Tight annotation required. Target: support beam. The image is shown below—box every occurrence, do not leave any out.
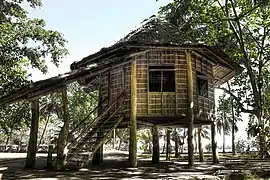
[92,132,104,165]
[129,58,137,167]
[92,75,104,165]
[47,144,53,169]
[211,123,219,163]
[25,99,39,168]
[55,89,69,171]
[151,125,159,164]
[174,129,179,158]
[198,127,204,162]
[186,50,194,167]
[166,129,171,161]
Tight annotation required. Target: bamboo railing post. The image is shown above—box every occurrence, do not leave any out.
[151,125,159,164]
[186,50,194,167]
[129,58,137,167]
[55,89,69,171]
[25,98,39,168]
[211,123,219,163]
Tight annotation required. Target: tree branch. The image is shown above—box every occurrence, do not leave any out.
[229,0,260,105]
[216,86,256,114]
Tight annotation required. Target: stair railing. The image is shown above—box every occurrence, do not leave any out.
[68,91,126,149]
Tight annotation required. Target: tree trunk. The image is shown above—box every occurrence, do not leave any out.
[152,125,159,164]
[25,99,39,168]
[186,50,194,167]
[211,123,219,163]
[194,129,197,153]
[166,129,171,161]
[113,129,116,149]
[5,129,12,147]
[227,82,235,155]
[174,129,179,158]
[55,89,69,171]
[223,127,225,153]
[118,139,123,150]
[129,58,137,167]
[258,115,266,158]
[198,127,204,162]
[38,113,50,148]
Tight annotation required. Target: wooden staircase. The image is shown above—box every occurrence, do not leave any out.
[66,92,126,167]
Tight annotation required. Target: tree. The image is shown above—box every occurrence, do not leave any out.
[216,93,233,153]
[0,102,30,147]
[159,0,270,157]
[0,0,68,97]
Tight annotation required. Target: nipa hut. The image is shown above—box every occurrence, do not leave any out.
[0,16,242,169]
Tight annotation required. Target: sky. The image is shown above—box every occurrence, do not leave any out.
[26,0,249,148]
[27,0,171,81]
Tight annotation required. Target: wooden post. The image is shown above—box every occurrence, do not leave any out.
[92,132,103,165]
[92,76,104,165]
[129,58,137,167]
[174,129,179,158]
[211,123,219,163]
[47,144,53,169]
[166,129,171,161]
[55,89,69,171]
[186,50,194,167]
[25,99,39,168]
[151,125,159,164]
[198,127,204,162]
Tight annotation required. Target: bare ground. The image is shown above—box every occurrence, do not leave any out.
[0,151,270,180]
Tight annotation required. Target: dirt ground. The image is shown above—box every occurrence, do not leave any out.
[0,151,270,180]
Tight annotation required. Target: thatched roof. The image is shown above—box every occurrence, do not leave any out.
[0,16,242,105]
[117,15,191,44]
[71,16,193,69]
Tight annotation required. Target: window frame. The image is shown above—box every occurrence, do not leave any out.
[196,71,208,98]
[148,65,176,93]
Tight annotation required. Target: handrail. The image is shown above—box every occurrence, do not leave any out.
[68,97,108,137]
[68,91,126,149]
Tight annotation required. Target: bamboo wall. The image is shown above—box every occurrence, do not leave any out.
[98,48,215,122]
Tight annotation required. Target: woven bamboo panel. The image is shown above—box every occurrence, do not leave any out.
[193,54,215,120]
[148,93,162,114]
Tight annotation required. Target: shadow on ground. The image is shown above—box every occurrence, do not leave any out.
[0,152,270,180]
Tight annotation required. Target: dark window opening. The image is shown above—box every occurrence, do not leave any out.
[197,72,208,97]
[149,66,175,92]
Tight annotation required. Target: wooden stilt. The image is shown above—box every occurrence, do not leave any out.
[186,50,194,167]
[92,76,104,165]
[25,99,39,168]
[55,89,69,171]
[92,132,103,165]
[211,123,219,163]
[129,58,137,167]
[166,129,171,161]
[174,129,179,158]
[47,144,53,169]
[151,125,159,164]
[198,127,204,162]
